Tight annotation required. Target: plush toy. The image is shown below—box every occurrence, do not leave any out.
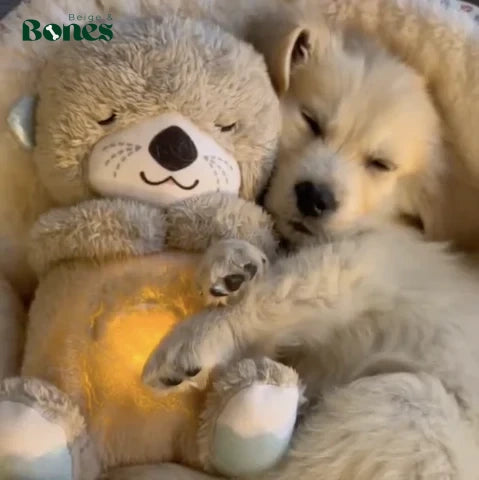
[0,14,302,480]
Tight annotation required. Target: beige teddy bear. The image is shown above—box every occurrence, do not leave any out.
[0,14,304,480]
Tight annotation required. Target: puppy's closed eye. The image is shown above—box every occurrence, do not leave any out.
[301,111,324,138]
[365,156,397,172]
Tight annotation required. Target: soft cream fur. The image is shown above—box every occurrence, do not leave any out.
[265,22,445,246]
[316,0,479,253]
[4,0,472,249]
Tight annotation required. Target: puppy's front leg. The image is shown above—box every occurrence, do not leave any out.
[197,239,269,306]
[143,243,374,389]
[142,304,244,390]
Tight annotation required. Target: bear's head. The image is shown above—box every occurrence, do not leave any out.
[33,16,280,207]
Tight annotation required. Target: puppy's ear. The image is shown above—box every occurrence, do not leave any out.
[270,27,312,95]
[251,23,312,96]
[264,26,311,96]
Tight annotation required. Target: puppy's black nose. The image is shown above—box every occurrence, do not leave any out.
[148,126,197,171]
[295,181,337,217]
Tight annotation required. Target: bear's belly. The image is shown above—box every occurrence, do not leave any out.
[23,252,206,469]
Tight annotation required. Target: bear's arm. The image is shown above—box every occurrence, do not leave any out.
[28,198,166,276]
[165,192,278,259]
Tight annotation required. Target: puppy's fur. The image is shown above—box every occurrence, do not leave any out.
[252,11,479,253]
[265,24,444,246]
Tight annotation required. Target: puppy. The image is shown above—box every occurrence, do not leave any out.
[259,19,479,251]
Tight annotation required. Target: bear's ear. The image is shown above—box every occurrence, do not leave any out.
[260,25,312,96]
[7,94,38,150]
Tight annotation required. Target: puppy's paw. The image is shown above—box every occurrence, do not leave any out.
[142,310,235,392]
[197,239,268,306]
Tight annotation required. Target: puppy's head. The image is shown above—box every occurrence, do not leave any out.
[262,22,443,245]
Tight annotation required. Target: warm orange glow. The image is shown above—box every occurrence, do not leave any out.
[83,268,205,421]
[23,253,207,466]
[87,308,182,413]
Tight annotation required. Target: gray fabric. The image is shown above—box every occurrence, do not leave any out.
[0,378,101,480]
[211,424,291,477]
[1,449,72,480]
[0,0,21,19]
[197,358,301,472]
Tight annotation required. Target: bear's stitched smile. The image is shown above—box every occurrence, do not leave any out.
[140,171,199,190]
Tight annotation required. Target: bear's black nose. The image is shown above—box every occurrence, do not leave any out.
[295,181,338,217]
[148,126,198,171]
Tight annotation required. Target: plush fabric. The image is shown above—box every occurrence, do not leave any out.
[0,401,72,480]
[0,9,282,478]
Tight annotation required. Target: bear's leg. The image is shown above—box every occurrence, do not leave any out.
[0,377,100,480]
[198,357,302,477]
[103,358,300,480]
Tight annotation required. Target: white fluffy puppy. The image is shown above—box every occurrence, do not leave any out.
[256,17,479,252]
[258,21,445,247]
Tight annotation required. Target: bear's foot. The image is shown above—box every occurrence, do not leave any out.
[199,357,302,477]
[0,377,100,480]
